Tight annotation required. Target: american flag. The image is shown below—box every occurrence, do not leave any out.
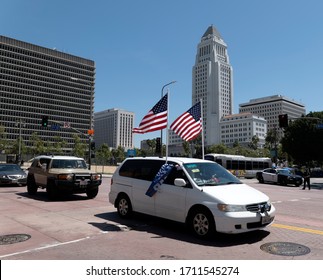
[170,101,202,141]
[132,94,168,134]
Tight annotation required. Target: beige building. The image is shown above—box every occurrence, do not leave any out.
[239,95,306,138]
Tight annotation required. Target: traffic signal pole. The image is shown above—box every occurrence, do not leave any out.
[41,118,94,169]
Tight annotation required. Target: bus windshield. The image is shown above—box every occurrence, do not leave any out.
[183,162,241,186]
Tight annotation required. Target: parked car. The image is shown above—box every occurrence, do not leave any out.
[109,157,275,239]
[0,163,27,186]
[27,155,102,200]
[256,167,303,187]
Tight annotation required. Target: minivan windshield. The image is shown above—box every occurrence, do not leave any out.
[183,162,241,186]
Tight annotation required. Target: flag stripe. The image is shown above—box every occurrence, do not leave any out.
[170,102,202,141]
[133,94,168,134]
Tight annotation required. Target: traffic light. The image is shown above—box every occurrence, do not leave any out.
[41,116,49,127]
[155,137,161,154]
[90,141,95,151]
[278,114,288,128]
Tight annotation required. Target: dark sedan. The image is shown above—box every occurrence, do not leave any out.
[0,164,27,186]
[256,168,303,187]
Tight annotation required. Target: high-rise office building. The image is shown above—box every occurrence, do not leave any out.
[192,25,233,146]
[239,95,306,138]
[94,108,134,150]
[0,35,95,155]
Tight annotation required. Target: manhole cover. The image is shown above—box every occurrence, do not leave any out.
[260,242,310,256]
[0,234,31,245]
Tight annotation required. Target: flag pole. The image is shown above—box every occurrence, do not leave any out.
[200,98,205,159]
[165,89,169,163]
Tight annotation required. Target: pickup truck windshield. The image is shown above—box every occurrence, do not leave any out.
[51,159,87,169]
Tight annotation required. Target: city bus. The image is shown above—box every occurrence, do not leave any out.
[204,153,272,178]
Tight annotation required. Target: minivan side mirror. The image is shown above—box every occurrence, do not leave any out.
[174,178,187,187]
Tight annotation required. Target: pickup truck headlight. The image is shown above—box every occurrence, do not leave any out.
[91,174,101,181]
[217,204,247,212]
[58,174,73,181]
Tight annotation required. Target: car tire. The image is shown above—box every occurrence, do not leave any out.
[257,174,264,183]
[86,186,99,199]
[116,194,132,218]
[188,207,215,239]
[27,175,38,195]
[279,177,287,186]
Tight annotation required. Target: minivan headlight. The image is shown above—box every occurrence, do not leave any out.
[217,204,247,212]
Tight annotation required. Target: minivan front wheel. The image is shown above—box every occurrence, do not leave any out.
[189,208,215,239]
[116,195,132,218]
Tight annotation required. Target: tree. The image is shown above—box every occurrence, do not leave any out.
[248,135,259,150]
[111,146,125,163]
[146,139,156,156]
[29,132,46,156]
[51,136,67,155]
[96,144,112,165]
[281,112,323,164]
[0,125,8,153]
[206,143,229,154]
[72,134,87,158]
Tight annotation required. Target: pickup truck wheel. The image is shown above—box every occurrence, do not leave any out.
[86,187,98,199]
[27,175,38,195]
[47,181,58,200]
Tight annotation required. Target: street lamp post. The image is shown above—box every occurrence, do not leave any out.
[15,119,25,163]
[160,81,177,156]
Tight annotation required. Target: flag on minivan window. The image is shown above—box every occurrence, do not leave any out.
[145,163,173,197]
[132,94,168,134]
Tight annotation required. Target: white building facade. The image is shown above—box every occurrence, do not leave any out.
[239,95,306,138]
[94,108,134,150]
[220,113,267,148]
[192,25,233,146]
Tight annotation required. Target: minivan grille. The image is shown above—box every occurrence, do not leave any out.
[246,202,271,213]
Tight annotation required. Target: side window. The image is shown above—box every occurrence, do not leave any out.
[39,158,51,169]
[119,159,170,182]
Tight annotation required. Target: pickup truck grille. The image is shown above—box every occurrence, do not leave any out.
[74,174,91,180]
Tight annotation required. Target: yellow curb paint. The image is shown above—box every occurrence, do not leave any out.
[272,223,323,235]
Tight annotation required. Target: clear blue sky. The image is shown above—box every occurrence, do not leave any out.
[1,0,322,147]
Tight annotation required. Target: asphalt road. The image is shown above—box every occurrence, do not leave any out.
[1,177,323,260]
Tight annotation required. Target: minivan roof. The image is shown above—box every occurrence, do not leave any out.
[124,157,210,165]
[33,155,84,160]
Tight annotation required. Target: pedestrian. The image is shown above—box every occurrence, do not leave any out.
[302,167,311,190]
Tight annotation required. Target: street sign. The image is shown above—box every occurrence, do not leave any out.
[316,124,323,129]
[51,124,60,130]
[127,149,136,157]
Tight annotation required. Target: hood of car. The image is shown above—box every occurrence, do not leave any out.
[0,170,26,176]
[201,183,269,205]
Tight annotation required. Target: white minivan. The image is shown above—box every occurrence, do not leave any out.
[109,157,275,238]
